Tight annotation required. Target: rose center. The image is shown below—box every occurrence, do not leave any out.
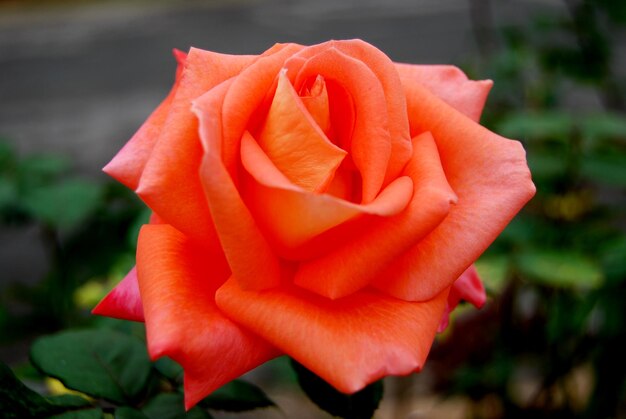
[254,71,351,196]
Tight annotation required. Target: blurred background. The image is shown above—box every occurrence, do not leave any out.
[1,0,625,418]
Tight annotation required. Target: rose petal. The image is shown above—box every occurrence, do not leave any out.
[395,63,493,122]
[292,47,392,203]
[449,264,487,309]
[136,224,279,409]
[437,265,486,332]
[286,40,413,185]
[136,47,256,245]
[282,53,353,169]
[296,131,457,299]
[379,81,535,301]
[260,42,304,58]
[91,267,144,322]
[257,70,346,192]
[240,131,413,251]
[194,81,282,291]
[281,54,359,203]
[215,278,449,394]
[103,50,186,190]
[300,74,332,136]
[219,44,305,178]
[332,40,412,184]
[92,210,169,322]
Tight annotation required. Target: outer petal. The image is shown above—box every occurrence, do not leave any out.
[437,265,486,332]
[136,47,256,245]
[136,224,279,409]
[380,82,535,301]
[448,264,486,309]
[104,50,186,190]
[395,63,493,122]
[215,279,449,394]
[193,80,283,291]
[296,132,457,299]
[92,267,144,322]
[92,212,166,322]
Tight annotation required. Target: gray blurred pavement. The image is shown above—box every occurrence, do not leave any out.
[0,0,563,287]
[0,0,563,175]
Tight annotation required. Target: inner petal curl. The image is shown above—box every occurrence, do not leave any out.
[257,71,346,192]
[239,131,413,251]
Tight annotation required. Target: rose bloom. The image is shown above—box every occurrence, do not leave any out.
[94,39,535,408]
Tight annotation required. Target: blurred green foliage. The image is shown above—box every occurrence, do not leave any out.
[1,0,626,417]
[435,0,626,417]
[1,324,276,418]
[0,140,145,334]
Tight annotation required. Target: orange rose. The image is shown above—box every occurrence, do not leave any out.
[94,40,535,408]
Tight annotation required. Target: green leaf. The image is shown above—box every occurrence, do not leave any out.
[546,293,596,343]
[0,361,91,418]
[0,361,67,418]
[597,0,626,24]
[0,141,16,170]
[19,154,70,179]
[453,353,513,394]
[142,393,213,419]
[115,407,149,419]
[47,394,92,408]
[200,379,275,412]
[496,111,573,141]
[92,317,146,342]
[291,359,383,419]
[526,150,568,179]
[580,153,626,187]
[498,216,539,246]
[0,143,18,212]
[50,408,104,419]
[30,329,152,404]
[475,255,511,294]
[20,179,103,229]
[0,177,16,209]
[154,357,184,383]
[601,236,626,283]
[128,207,151,248]
[580,113,626,142]
[516,250,603,290]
